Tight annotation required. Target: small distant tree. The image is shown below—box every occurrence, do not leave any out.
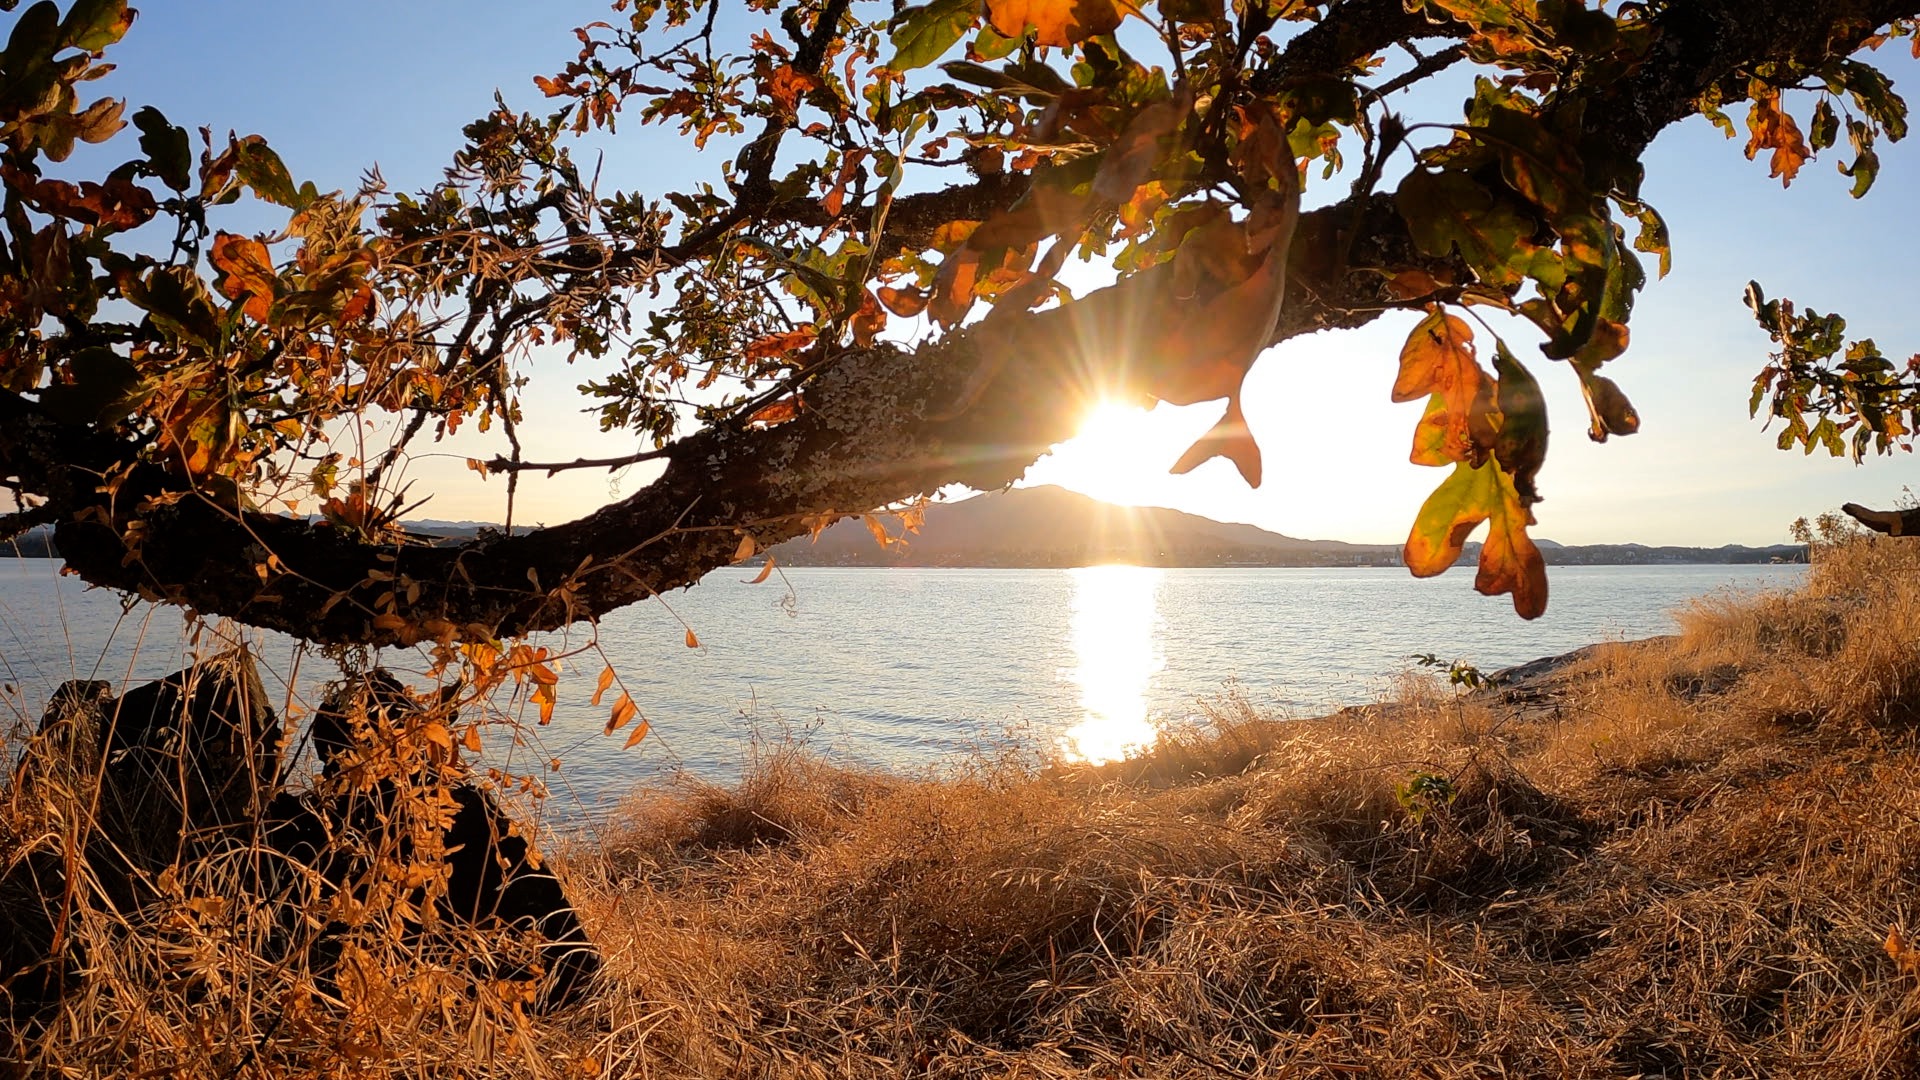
[2,0,1915,644]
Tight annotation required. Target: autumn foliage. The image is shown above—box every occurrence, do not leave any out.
[0,0,1912,642]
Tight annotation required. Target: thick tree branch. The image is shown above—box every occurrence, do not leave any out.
[1842,502,1920,536]
[11,0,1917,647]
[22,187,1443,645]
[1574,0,1915,163]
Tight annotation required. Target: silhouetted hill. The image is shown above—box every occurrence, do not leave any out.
[4,490,1806,567]
[763,487,1804,568]
[766,487,1403,567]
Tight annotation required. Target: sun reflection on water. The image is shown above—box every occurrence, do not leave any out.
[1060,564,1164,764]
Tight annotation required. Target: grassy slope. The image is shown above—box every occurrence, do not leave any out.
[556,534,1920,1079]
[7,533,1920,1077]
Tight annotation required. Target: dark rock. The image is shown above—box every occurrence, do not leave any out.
[3,657,598,1022]
[440,784,602,1008]
[275,670,601,1011]
[101,652,283,864]
[4,655,280,1021]
[0,849,83,1028]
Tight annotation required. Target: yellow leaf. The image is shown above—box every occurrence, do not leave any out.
[461,724,483,753]
[733,533,757,562]
[421,722,453,750]
[685,627,699,649]
[533,682,556,725]
[528,662,559,686]
[623,718,652,749]
[747,555,777,584]
[592,665,616,706]
[606,693,637,733]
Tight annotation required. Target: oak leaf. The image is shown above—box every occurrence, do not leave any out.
[877,285,929,317]
[1170,397,1260,486]
[209,232,277,322]
[1394,309,1496,467]
[1405,459,1548,619]
[1745,85,1810,186]
[743,326,816,361]
[985,0,1124,48]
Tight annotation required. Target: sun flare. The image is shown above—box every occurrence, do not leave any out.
[1034,401,1171,502]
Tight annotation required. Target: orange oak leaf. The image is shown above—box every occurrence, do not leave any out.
[1092,94,1189,203]
[1745,84,1811,186]
[606,693,638,733]
[766,64,822,115]
[824,148,867,216]
[209,232,277,322]
[743,326,817,361]
[877,285,929,317]
[985,0,1125,48]
[1394,309,1497,467]
[852,290,888,346]
[747,396,800,426]
[1170,396,1260,486]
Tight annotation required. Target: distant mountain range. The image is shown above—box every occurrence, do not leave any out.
[4,486,1806,567]
[760,486,1804,568]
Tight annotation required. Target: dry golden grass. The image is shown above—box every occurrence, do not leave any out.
[10,531,1920,1077]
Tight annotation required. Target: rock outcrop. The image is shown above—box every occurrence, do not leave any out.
[0,655,599,1027]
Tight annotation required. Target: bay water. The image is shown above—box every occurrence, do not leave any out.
[0,560,1804,822]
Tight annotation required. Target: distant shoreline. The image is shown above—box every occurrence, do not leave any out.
[4,550,1806,569]
[4,489,1809,571]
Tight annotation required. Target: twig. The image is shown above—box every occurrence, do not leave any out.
[484,447,674,476]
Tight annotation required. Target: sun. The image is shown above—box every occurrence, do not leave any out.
[1025,400,1178,502]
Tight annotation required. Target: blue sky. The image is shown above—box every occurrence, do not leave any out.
[74,3,1920,546]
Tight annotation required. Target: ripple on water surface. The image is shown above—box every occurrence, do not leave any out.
[0,560,1805,821]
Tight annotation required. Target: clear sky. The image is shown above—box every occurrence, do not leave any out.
[77,2,1920,547]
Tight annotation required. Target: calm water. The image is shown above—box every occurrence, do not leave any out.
[0,560,1805,821]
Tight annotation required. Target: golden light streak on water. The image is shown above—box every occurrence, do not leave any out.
[1059,564,1164,764]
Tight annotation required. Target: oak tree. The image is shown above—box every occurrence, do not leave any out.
[2,0,1915,646]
